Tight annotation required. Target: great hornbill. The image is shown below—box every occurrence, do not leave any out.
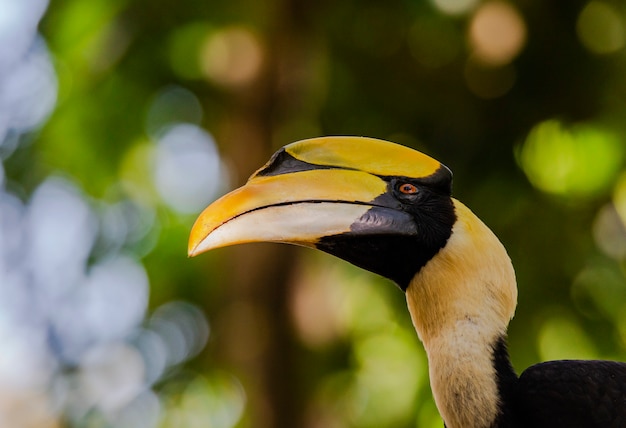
[188,136,626,428]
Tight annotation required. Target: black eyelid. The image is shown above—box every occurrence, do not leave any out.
[254,149,336,177]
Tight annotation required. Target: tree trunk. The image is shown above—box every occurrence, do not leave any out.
[210,0,322,426]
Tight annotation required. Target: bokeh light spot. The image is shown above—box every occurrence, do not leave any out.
[97,199,157,257]
[538,314,597,361]
[0,190,26,270]
[618,309,626,350]
[0,321,54,390]
[0,40,57,148]
[572,265,626,320]
[133,328,168,387]
[593,203,626,260]
[119,141,159,206]
[200,26,264,88]
[431,0,478,16]
[77,342,145,414]
[83,256,149,342]
[468,2,526,66]
[613,172,626,225]
[161,373,246,428]
[149,301,210,367]
[518,120,624,198]
[27,178,98,296]
[577,1,625,55]
[168,22,212,80]
[47,256,149,364]
[294,256,428,428]
[109,390,161,428]
[290,264,345,348]
[153,124,223,214]
[0,0,49,72]
[146,85,203,138]
[350,331,423,427]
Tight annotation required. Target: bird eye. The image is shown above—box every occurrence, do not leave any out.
[398,183,419,195]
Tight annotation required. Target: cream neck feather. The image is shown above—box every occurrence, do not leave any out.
[406,200,517,428]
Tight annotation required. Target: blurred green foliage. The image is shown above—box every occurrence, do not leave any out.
[2,0,626,427]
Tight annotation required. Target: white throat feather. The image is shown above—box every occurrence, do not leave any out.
[405,200,517,428]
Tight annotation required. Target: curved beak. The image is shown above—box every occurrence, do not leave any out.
[188,168,388,256]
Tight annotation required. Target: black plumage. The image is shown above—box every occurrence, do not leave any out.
[513,359,626,427]
[489,337,626,427]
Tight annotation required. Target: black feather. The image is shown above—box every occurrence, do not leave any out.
[513,359,626,427]
[492,337,626,427]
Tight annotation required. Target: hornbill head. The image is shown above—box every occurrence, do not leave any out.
[189,136,521,428]
[188,136,456,291]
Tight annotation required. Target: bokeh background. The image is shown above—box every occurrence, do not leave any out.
[1,0,626,427]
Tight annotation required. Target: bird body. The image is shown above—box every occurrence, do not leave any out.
[189,136,626,427]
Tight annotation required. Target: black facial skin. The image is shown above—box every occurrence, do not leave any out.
[255,149,337,177]
[317,166,457,291]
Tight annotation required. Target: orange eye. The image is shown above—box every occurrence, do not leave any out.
[399,183,418,194]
